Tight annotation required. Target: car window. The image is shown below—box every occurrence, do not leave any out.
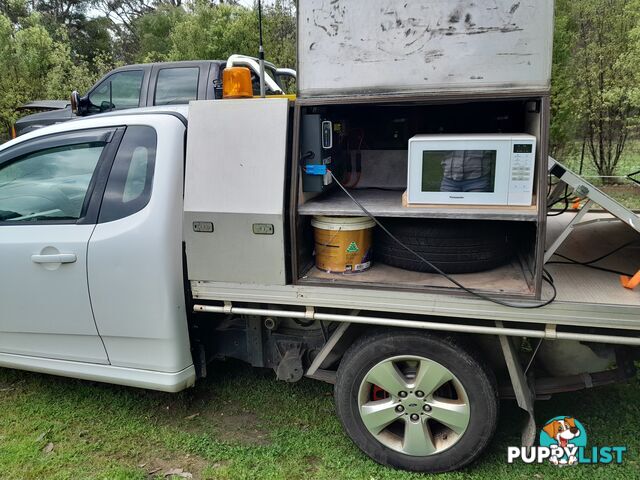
[0,143,105,222]
[99,126,157,223]
[154,67,199,106]
[89,70,144,111]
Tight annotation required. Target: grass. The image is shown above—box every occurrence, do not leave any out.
[0,360,639,479]
[553,141,640,210]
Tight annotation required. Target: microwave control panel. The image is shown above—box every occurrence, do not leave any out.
[508,140,536,205]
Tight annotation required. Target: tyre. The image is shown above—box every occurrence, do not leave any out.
[334,330,498,472]
[374,219,514,273]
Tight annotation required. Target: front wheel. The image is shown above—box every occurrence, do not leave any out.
[334,330,498,472]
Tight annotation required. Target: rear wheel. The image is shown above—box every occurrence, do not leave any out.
[334,330,498,472]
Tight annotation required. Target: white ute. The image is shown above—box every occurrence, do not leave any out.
[1,0,639,473]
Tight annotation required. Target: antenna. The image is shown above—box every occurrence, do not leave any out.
[258,0,266,98]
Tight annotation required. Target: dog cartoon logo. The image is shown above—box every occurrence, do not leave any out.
[540,416,587,466]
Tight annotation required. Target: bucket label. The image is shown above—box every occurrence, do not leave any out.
[346,241,359,253]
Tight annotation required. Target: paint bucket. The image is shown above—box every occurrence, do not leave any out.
[311,216,375,273]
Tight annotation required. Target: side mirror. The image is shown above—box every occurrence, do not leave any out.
[70,90,80,114]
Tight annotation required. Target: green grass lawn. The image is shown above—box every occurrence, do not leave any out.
[553,141,640,210]
[0,361,638,479]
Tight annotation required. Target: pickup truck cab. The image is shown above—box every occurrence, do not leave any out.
[14,55,294,136]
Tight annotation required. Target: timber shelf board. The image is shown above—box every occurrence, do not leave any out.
[299,260,535,297]
[298,188,538,222]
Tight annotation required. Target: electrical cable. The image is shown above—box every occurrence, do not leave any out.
[569,238,639,265]
[545,239,639,277]
[547,184,575,216]
[546,258,632,277]
[327,170,557,309]
[546,197,570,216]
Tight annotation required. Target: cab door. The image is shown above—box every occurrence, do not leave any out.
[0,128,122,363]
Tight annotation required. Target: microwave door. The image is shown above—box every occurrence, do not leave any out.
[408,140,510,205]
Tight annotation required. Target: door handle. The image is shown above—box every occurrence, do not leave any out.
[31,253,77,264]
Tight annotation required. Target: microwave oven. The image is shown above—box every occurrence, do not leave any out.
[407,134,536,206]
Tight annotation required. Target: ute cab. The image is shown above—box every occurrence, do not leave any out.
[13,55,296,137]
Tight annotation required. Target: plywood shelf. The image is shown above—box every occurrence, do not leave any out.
[299,260,535,297]
[298,188,538,222]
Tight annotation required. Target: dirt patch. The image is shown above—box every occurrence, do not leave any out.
[87,437,215,480]
[153,388,271,446]
[136,453,212,479]
[205,410,269,446]
[179,404,270,446]
[301,455,322,476]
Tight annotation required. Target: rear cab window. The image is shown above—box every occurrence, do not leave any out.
[154,67,200,106]
[99,126,157,223]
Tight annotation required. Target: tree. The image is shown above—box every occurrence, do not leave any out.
[549,0,578,158]
[554,0,640,181]
[165,0,295,67]
[261,0,296,69]
[0,12,103,139]
[0,0,28,23]
[129,3,185,62]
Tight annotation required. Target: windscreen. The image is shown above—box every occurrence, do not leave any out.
[421,150,497,193]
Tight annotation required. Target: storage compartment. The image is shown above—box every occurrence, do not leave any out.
[292,97,548,297]
[184,99,291,286]
[299,217,537,296]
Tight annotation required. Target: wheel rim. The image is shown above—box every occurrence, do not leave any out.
[358,355,470,456]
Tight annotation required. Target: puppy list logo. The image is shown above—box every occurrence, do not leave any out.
[507,416,626,466]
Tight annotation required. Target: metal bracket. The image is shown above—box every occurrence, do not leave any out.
[246,316,264,367]
[544,199,594,263]
[545,156,640,264]
[497,321,536,447]
[305,305,315,320]
[544,323,557,340]
[306,322,351,377]
[223,301,233,314]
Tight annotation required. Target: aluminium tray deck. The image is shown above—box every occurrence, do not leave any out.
[191,213,640,332]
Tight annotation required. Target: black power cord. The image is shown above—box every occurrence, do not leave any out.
[546,239,639,277]
[328,170,557,309]
[546,257,631,276]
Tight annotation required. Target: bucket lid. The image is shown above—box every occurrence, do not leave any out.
[311,215,376,231]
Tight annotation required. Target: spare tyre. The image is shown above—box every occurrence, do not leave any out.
[374,219,514,274]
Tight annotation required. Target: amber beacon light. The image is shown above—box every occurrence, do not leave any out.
[222,67,253,99]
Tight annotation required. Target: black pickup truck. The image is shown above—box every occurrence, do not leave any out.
[14,56,294,136]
